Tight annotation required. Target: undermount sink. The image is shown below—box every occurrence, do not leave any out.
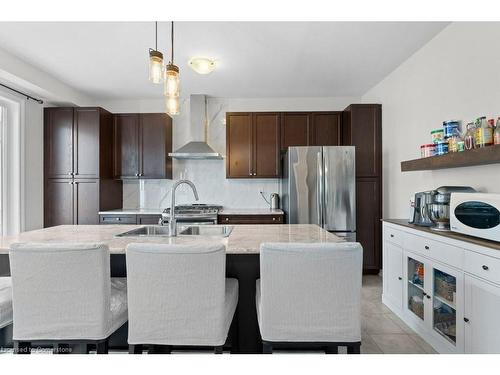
[179,225,234,237]
[115,226,172,237]
[115,225,233,238]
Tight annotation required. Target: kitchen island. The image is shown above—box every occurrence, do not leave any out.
[0,224,343,353]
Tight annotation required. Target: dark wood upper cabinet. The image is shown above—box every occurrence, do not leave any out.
[281,112,342,151]
[254,113,281,178]
[114,114,140,178]
[140,113,172,179]
[226,112,281,178]
[226,113,253,178]
[44,107,122,228]
[45,108,74,178]
[342,104,382,178]
[281,112,310,151]
[310,112,341,146]
[45,107,114,179]
[114,113,172,179]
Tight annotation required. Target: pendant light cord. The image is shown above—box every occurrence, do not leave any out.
[171,21,174,63]
[155,21,158,51]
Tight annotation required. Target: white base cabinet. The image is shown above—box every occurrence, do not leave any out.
[383,222,500,354]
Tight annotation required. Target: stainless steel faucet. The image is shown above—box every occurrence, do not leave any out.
[168,179,199,236]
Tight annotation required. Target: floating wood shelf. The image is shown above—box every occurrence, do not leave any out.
[401,145,500,171]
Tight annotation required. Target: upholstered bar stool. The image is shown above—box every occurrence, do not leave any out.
[126,243,238,354]
[0,277,13,345]
[9,243,128,354]
[256,242,363,354]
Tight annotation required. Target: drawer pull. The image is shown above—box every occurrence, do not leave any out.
[398,277,402,280]
[390,234,394,238]
[424,245,430,250]
[225,217,229,221]
[464,317,470,323]
[272,217,276,221]
[482,265,489,271]
[116,218,121,221]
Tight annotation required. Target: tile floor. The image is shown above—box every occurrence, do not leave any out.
[359,275,436,354]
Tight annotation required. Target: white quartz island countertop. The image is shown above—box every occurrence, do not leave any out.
[0,224,343,255]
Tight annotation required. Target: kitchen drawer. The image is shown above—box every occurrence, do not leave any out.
[218,214,283,225]
[383,225,406,247]
[464,251,500,285]
[99,214,137,224]
[404,233,464,269]
[137,214,161,225]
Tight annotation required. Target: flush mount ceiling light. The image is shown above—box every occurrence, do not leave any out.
[148,21,164,84]
[164,21,180,116]
[188,57,217,75]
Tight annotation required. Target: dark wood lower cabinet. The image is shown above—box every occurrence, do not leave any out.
[45,179,74,227]
[356,177,382,274]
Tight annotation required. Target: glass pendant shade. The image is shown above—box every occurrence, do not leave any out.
[149,50,164,84]
[164,64,180,97]
[165,95,180,116]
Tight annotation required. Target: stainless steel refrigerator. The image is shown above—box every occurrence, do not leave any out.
[280,146,356,241]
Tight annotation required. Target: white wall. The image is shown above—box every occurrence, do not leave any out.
[362,22,500,219]
[101,96,359,209]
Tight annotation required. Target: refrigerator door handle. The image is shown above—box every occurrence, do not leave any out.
[317,151,323,228]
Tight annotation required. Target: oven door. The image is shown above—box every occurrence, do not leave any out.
[450,193,500,241]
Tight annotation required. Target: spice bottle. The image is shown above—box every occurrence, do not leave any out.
[495,118,500,145]
[448,128,463,152]
[475,116,494,147]
[464,122,476,150]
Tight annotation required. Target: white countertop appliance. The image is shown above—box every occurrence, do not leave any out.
[450,192,500,242]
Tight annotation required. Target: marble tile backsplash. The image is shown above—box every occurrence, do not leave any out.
[122,160,280,210]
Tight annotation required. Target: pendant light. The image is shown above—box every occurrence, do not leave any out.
[148,22,164,84]
[165,21,180,116]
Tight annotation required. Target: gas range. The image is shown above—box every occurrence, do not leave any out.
[161,204,222,224]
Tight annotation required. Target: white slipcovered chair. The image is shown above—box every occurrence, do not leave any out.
[9,243,128,354]
[256,242,363,354]
[0,277,13,329]
[126,243,238,354]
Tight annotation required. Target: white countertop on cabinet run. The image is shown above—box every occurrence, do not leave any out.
[0,224,342,255]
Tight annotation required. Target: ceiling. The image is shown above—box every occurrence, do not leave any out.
[0,22,449,100]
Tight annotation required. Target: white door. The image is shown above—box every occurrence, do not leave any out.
[384,242,403,310]
[464,275,500,353]
[429,260,464,353]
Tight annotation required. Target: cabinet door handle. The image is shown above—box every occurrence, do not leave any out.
[390,234,394,238]
[464,317,470,323]
[68,172,73,176]
[482,265,489,271]
[424,245,430,250]
[422,292,427,296]
[426,295,431,300]
[398,277,402,280]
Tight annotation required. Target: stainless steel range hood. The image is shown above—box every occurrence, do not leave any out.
[169,95,223,160]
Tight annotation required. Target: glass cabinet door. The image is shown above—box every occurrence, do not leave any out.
[407,256,425,321]
[433,268,457,345]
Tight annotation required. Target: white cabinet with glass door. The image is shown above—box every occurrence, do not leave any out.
[403,251,464,353]
[464,275,500,353]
